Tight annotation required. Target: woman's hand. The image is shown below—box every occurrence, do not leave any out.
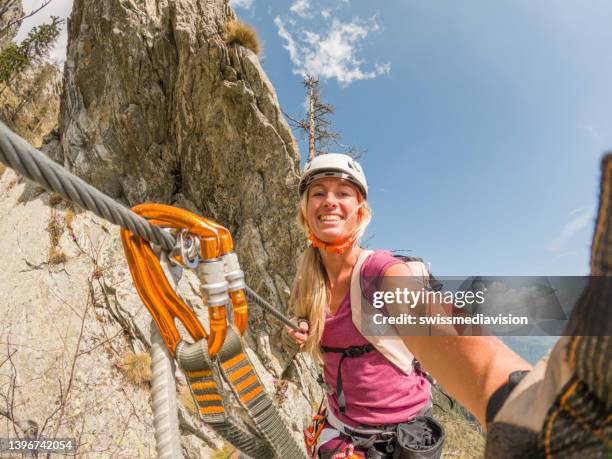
[286,319,309,350]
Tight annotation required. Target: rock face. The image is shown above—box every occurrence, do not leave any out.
[59,0,303,318]
[0,171,223,456]
[5,63,62,146]
[0,0,320,457]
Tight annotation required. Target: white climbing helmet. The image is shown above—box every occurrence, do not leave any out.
[298,153,368,198]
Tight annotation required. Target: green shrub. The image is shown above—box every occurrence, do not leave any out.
[0,17,62,86]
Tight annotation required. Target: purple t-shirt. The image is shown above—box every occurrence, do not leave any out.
[321,250,431,427]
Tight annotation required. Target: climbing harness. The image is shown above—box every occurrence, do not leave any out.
[321,344,375,414]
[306,402,445,459]
[0,123,306,458]
[310,249,447,458]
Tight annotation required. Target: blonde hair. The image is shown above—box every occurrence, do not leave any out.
[292,188,372,362]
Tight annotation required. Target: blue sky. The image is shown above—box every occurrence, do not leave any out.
[235,0,611,276]
[19,0,612,276]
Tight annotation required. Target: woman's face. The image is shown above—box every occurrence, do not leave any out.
[306,178,361,243]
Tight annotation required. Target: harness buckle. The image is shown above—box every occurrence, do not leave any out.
[344,345,371,358]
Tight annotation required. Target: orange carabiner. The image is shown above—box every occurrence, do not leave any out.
[182,212,248,335]
[133,204,249,338]
[120,203,249,356]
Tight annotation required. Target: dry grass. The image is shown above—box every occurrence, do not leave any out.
[48,248,67,265]
[6,178,17,191]
[47,209,67,264]
[273,378,289,405]
[47,210,63,246]
[178,385,198,416]
[224,20,261,55]
[64,208,75,229]
[211,443,239,459]
[0,163,6,177]
[119,351,152,386]
[92,265,105,279]
[48,192,63,206]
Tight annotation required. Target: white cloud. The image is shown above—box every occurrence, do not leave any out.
[547,206,594,252]
[321,9,331,19]
[274,16,390,86]
[274,17,301,67]
[290,0,311,18]
[229,0,254,10]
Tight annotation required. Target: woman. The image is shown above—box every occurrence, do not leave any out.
[287,153,442,459]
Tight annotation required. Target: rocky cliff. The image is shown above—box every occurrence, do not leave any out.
[1,63,62,146]
[1,0,320,457]
[57,0,304,349]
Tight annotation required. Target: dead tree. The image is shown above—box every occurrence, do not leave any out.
[286,75,365,160]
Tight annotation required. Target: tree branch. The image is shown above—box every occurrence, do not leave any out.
[0,0,55,36]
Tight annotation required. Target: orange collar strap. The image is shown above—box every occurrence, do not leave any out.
[307,231,358,254]
[305,196,364,254]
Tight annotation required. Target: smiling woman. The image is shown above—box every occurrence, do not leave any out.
[298,153,371,255]
[287,153,446,459]
[286,153,536,459]
[305,178,362,246]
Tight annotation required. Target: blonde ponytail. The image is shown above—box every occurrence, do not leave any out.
[291,191,372,362]
[292,246,327,362]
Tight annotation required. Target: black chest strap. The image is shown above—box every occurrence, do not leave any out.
[321,344,375,413]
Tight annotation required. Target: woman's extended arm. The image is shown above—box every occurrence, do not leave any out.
[383,263,532,426]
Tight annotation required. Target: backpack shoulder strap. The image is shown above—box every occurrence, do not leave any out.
[349,249,374,330]
[392,254,438,291]
[349,249,415,374]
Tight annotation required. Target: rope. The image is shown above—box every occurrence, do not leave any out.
[0,122,298,330]
[150,254,184,459]
[151,324,183,459]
